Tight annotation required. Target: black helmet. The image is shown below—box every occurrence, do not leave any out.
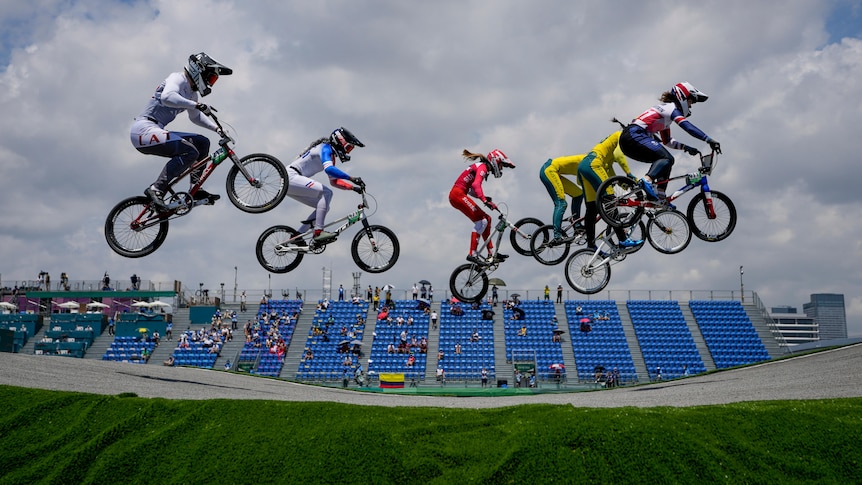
[186,52,232,97]
[329,127,365,161]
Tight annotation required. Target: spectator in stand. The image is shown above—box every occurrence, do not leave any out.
[481,368,489,387]
[556,284,563,303]
[544,285,550,301]
[412,284,418,300]
[303,348,314,361]
[455,342,462,355]
[163,355,175,366]
[430,310,438,329]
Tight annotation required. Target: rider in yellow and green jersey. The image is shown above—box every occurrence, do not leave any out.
[539,154,585,243]
[577,130,642,250]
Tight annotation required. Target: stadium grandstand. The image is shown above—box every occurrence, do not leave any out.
[0,277,792,389]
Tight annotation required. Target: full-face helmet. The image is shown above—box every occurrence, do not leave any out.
[671,82,708,117]
[329,127,365,162]
[486,149,515,178]
[186,52,233,97]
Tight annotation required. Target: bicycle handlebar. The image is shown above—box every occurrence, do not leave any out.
[202,108,236,146]
[699,149,720,175]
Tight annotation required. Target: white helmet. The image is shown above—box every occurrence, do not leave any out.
[186,52,232,97]
[671,82,708,117]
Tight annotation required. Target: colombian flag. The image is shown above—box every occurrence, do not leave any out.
[379,373,405,388]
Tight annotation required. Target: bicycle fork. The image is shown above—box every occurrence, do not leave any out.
[358,216,382,252]
[698,179,717,219]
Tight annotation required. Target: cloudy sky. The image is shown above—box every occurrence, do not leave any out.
[1,0,861,336]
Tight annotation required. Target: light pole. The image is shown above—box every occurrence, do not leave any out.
[739,266,744,303]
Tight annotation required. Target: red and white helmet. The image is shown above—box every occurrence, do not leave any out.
[486,149,515,178]
[671,82,709,117]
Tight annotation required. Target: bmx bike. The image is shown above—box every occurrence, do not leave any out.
[449,203,535,303]
[596,150,736,242]
[105,110,288,258]
[256,187,399,274]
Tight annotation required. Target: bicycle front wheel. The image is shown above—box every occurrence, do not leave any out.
[647,209,692,254]
[256,225,304,273]
[510,217,543,256]
[687,190,737,242]
[351,225,400,273]
[564,248,611,295]
[104,196,169,258]
[449,264,489,303]
[226,153,288,214]
[596,176,644,228]
[530,224,570,266]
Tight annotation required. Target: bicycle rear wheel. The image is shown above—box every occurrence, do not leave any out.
[510,217,543,256]
[449,263,489,303]
[351,225,400,273]
[687,190,737,242]
[647,209,692,254]
[104,196,169,258]
[256,225,304,273]
[596,176,644,228]
[226,153,288,213]
[530,224,571,266]
[564,248,611,295]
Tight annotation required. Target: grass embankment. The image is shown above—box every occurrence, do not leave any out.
[0,386,860,484]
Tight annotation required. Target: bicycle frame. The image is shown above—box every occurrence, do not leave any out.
[164,114,260,203]
[275,193,373,254]
[636,152,719,215]
[581,225,638,269]
[470,210,516,269]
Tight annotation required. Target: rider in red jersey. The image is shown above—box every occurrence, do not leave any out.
[449,149,515,265]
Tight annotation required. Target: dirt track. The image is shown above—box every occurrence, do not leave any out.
[2,344,860,408]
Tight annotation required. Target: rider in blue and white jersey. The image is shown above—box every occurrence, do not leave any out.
[619,82,721,200]
[130,53,232,210]
[286,128,365,243]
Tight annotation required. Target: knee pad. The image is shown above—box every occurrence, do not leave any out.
[473,219,488,235]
